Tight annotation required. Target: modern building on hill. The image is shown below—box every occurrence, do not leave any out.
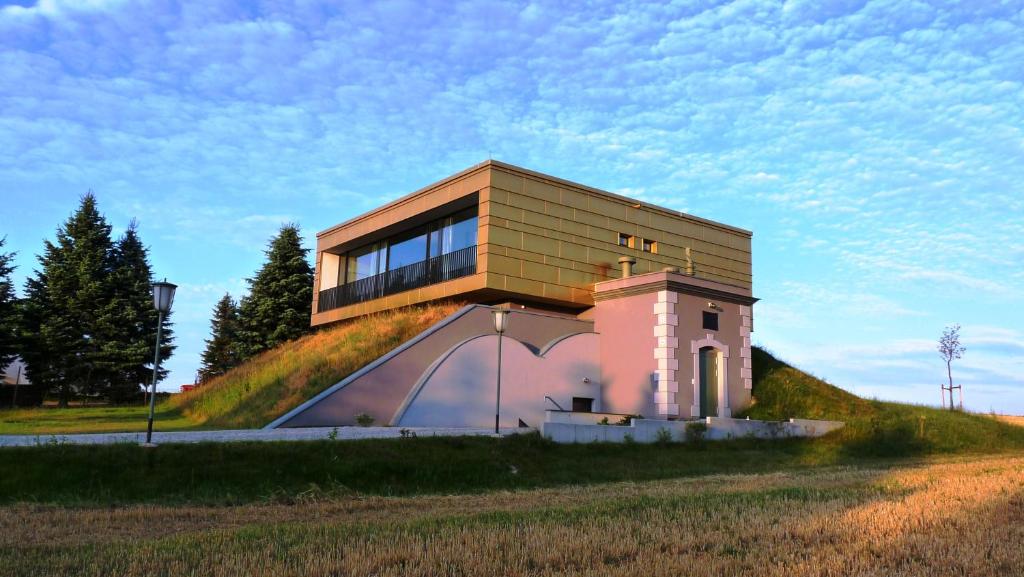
[271,161,756,430]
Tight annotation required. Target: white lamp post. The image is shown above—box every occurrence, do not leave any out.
[492,308,509,435]
[144,279,177,447]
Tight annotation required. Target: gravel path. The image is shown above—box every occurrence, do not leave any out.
[0,426,527,447]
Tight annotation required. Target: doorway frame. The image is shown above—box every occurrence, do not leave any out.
[690,336,730,418]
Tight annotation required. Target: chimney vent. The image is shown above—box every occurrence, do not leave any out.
[618,256,637,278]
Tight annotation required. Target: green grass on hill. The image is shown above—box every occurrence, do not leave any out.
[738,346,1024,457]
[168,302,462,429]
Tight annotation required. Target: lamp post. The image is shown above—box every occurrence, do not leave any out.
[492,308,509,436]
[144,279,177,447]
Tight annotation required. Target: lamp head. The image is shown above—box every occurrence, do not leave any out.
[492,308,510,334]
[152,279,177,314]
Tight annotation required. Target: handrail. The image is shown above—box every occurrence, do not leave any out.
[544,396,566,411]
[318,245,477,312]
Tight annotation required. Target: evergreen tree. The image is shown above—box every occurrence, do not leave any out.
[21,194,115,405]
[0,238,18,374]
[198,293,241,383]
[100,221,174,403]
[237,224,313,357]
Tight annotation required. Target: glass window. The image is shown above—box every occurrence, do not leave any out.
[431,209,477,256]
[346,242,385,282]
[642,238,656,253]
[702,311,719,331]
[340,207,478,284]
[388,228,427,270]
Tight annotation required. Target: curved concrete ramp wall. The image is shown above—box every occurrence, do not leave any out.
[268,305,593,428]
[396,332,601,428]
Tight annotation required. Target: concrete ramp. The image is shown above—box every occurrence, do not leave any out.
[267,305,593,428]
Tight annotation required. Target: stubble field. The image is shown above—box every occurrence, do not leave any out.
[2,454,1021,577]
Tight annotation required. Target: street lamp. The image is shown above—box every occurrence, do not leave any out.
[492,308,509,436]
[143,279,177,447]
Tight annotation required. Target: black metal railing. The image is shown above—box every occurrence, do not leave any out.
[317,245,477,312]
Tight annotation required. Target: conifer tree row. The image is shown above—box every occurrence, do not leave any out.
[19,194,173,405]
[0,238,17,375]
[198,294,241,383]
[198,224,313,380]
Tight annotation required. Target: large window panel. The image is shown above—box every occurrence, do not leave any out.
[434,209,478,256]
[388,228,428,270]
[346,242,385,282]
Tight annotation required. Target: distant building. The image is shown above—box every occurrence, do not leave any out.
[272,161,756,429]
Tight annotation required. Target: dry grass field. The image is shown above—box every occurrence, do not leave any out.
[995,415,1024,427]
[2,454,1021,577]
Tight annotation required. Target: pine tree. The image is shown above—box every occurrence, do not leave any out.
[21,193,115,406]
[100,221,174,403]
[198,294,241,383]
[237,224,313,357]
[0,237,18,374]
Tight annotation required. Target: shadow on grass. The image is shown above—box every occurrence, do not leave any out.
[3,425,1020,507]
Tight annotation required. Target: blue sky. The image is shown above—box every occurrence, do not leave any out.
[1,0,1022,412]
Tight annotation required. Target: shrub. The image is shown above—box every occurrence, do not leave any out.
[355,413,375,427]
[655,427,673,445]
[685,421,708,445]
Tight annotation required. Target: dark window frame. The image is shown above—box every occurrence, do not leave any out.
[571,397,594,413]
[702,311,719,331]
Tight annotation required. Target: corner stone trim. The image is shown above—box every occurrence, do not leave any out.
[653,290,680,417]
[740,305,752,390]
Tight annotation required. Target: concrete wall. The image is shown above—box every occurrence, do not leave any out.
[594,291,659,418]
[541,415,845,444]
[273,306,593,428]
[396,332,601,428]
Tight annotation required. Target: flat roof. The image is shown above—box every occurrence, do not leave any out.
[317,160,752,239]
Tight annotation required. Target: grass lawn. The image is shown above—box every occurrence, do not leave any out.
[0,404,200,436]
[2,413,1023,506]
[1,454,1020,576]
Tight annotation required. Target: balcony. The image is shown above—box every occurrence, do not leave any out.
[317,245,477,313]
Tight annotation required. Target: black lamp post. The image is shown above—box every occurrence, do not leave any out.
[491,308,509,435]
[143,279,176,447]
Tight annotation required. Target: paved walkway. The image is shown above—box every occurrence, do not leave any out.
[0,426,526,447]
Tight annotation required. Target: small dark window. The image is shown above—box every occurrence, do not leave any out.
[641,238,656,253]
[572,397,594,413]
[618,233,632,247]
[702,311,719,331]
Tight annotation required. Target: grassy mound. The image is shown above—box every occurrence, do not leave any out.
[167,302,463,429]
[740,347,1024,456]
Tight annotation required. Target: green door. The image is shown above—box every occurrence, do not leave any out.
[699,347,719,418]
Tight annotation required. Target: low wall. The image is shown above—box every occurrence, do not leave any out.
[544,411,635,425]
[540,414,844,444]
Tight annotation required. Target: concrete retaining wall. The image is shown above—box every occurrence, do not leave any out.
[540,413,844,444]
